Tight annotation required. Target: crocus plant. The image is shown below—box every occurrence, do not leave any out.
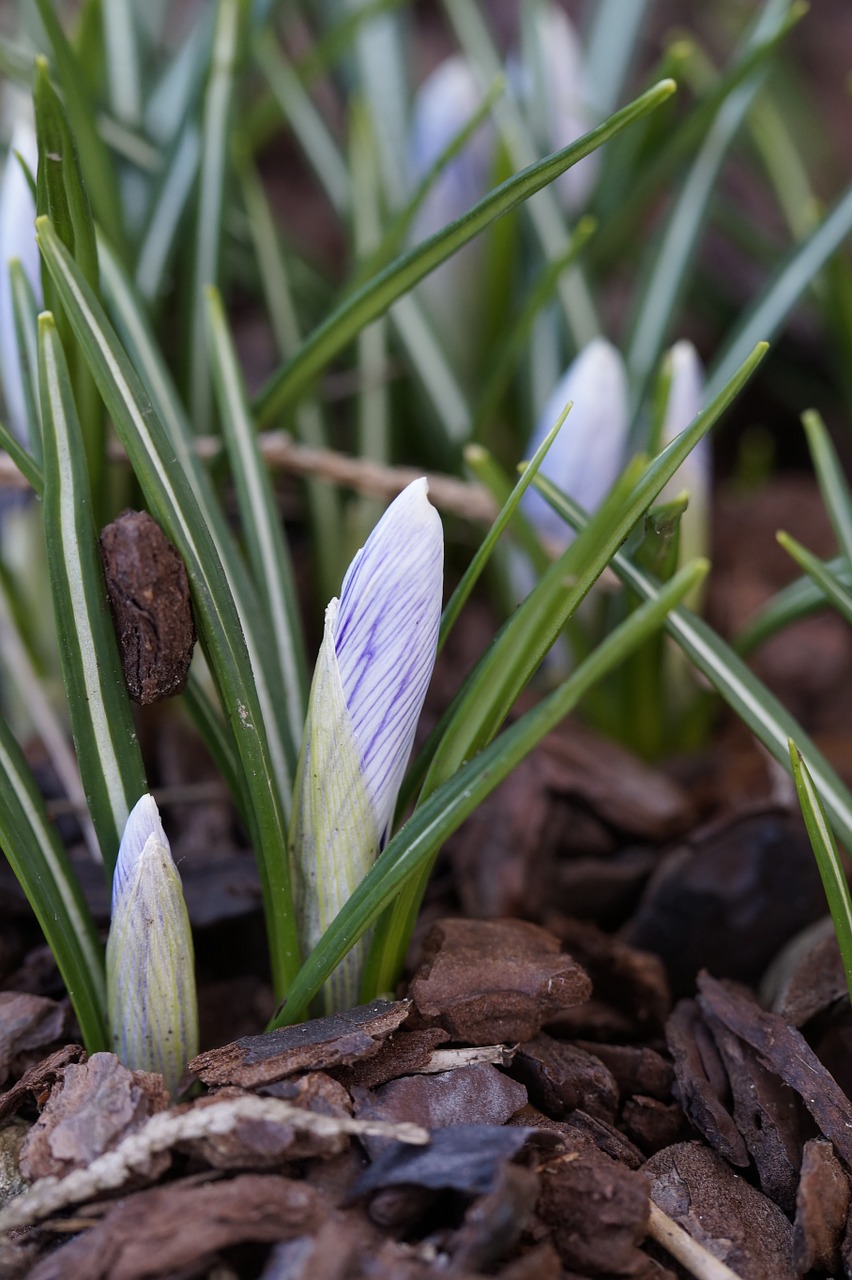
[106,795,198,1097]
[289,478,444,1012]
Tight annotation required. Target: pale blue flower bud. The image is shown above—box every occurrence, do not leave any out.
[658,340,711,567]
[106,795,198,1097]
[0,120,40,445]
[522,338,629,552]
[516,4,598,211]
[290,479,443,1011]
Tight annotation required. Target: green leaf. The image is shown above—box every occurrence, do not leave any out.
[188,0,242,432]
[36,215,301,999]
[776,531,852,626]
[206,286,308,746]
[253,77,677,425]
[626,0,795,410]
[789,742,852,1011]
[0,713,108,1050]
[102,0,143,127]
[735,557,851,655]
[9,259,42,465]
[134,126,201,304]
[38,313,147,868]
[277,557,707,1024]
[32,0,127,256]
[801,410,852,562]
[585,0,653,117]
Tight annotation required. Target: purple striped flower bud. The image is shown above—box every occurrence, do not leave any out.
[290,479,443,1011]
[522,338,629,552]
[0,120,40,445]
[106,795,198,1097]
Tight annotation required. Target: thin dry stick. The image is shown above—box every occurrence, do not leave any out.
[0,437,497,524]
[647,1201,745,1280]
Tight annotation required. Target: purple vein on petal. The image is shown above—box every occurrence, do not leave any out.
[333,478,443,840]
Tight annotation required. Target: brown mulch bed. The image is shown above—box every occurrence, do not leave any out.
[2,478,852,1278]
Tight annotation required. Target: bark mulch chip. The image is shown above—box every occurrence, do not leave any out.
[513,1034,619,1122]
[0,994,71,1087]
[189,999,411,1087]
[644,1141,798,1280]
[0,1044,84,1124]
[536,1150,652,1277]
[408,918,592,1044]
[793,1137,851,1276]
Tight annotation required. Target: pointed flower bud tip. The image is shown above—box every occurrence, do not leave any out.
[522,338,629,549]
[106,795,198,1097]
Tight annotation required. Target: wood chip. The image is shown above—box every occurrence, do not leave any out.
[793,1138,851,1275]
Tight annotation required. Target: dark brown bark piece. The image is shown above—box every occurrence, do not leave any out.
[540,722,693,841]
[644,1142,797,1280]
[497,1241,563,1280]
[350,1124,535,1199]
[0,992,71,1086]
[513,1034,619,1121]
[546,919,670,1038]
[332,1028,449,1090]
[573,1041,674,1101]
[622,808,826,996]
[767,920,847,1027]
[621,1096,689,1155]
[512,1105,645,1169]
[793,1138,850,1275]
[189,999,410,1087]
[665,998,748,1166]
[99,509,196,704]
[0,1044,84,1123]
[20,1052,169,1181]
[700,1003,804,1212]
[353,1062,528,1158]
[26,1173,329,1280]
[408,919,591,1045]
[537,1150,650,1276]
[697,972,852,1169]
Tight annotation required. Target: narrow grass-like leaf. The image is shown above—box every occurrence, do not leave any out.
[789,742,852,1010]
[279,558,707,1023]
[0,416,42,493]
[626,0,794,409]
[98,235,298,801]
[182,668,249,826]
[9,259,42,464]
[534,475,852,851]
[189,0,241,432]
[135,125,201,303]
[38,313,147,868]
[253,78,676,425]
[102,0,142,127]
[206,286,308,746]
[777,531,852,625]
[585,0,652,117]
[736,557,851,655]
[0,713,107,1049]
[707,182,852,402]
[32,0,126,256]
[37,217,301,998]
[801,410,852,562]
[438,411,568,650]
[442,0,600,346]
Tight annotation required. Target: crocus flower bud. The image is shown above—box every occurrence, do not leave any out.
[409,56,493,363]
[658,340,711,568]
[106,794,198,1097]
[290,479,443,1012]
[522,338,629,553]
[517,4,598,211]
[0,119,40,445]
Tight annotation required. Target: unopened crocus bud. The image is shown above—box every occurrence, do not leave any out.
[106,794,198,1097]
[658,340,710,568]
[290,479,443,1012]
[522,338,629,553]
[515,4,598,211]
[0,120,40,445]
[409,56,493,362]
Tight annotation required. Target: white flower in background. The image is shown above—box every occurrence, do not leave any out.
[290,479,443,1012]
[658,340,711,568]
[0,119,40,445]
[106,795,198,1097]
[522,337,629,552]
[514,3,599,212]
[408,56,494,361]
